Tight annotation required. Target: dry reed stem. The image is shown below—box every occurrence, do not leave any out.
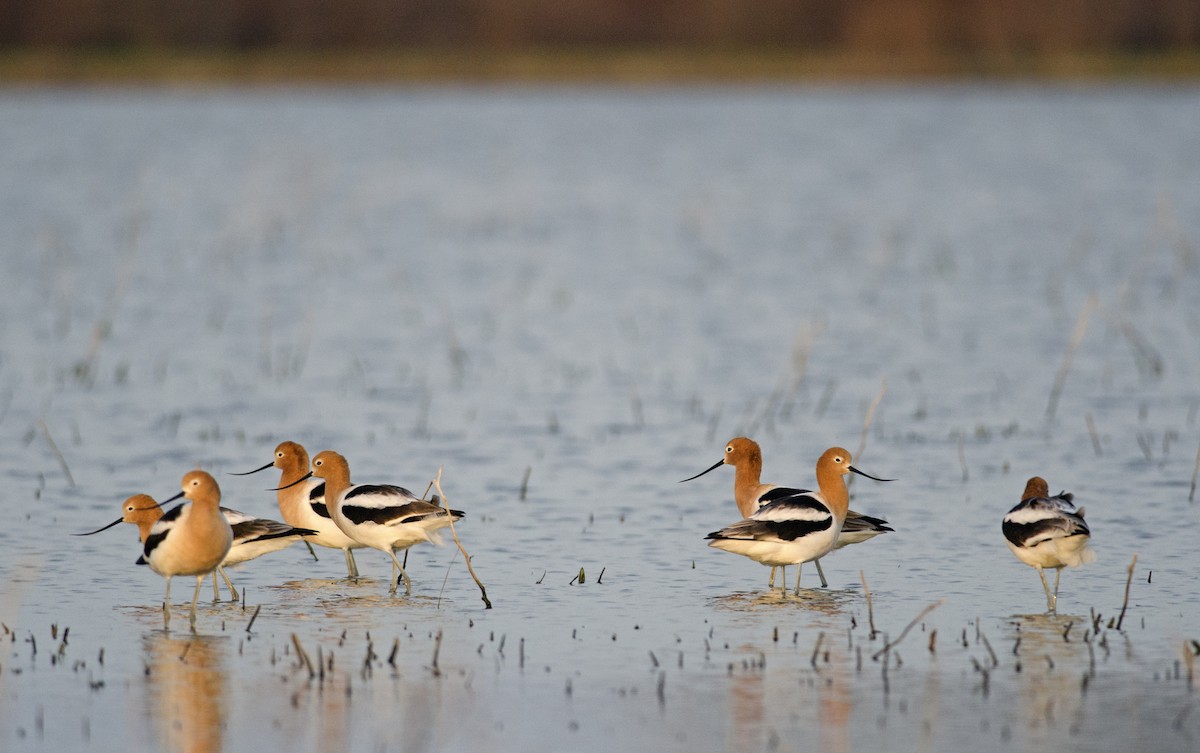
[291,633,314,678]
[1086,414,1103,457]
[872,600,943,661]
[856,378,887,463]
[789,320,824,395]
[432,467,492,609]
[1189,440,1200,503]
[1046,294,1098,420]
[245,604,261,632]
[1116,554,1137,631]
[36,418,75,487]
[861,570,878,640]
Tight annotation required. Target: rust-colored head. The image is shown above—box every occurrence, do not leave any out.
[311,451,350,483]
[1022,476,1049,500]
[121,494,163,524]
[175,470,221,508]
[722,437,762,469]
[272,441,312,479]
[680,437,763,483]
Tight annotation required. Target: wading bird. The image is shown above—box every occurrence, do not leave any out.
[703,446,892,594]
[1002,476,1094,613]
[232,441,364,578]
[682,437,893,588]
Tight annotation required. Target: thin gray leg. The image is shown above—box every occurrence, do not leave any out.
[163,575,173,629]
[388,550,412,595]
[1037,567,1056,613]
[217,566,238,601]
[189,575,204,631]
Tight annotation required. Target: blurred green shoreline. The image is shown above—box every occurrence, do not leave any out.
[3,46,1200,84]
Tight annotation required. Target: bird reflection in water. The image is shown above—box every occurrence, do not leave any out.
[142,633,227,753]
[1006,613,1092,743]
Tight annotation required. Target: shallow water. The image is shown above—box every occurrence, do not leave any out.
[1,84,1199,752]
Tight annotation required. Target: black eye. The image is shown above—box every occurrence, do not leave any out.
[277,452,284,459]
[726,446,733,453]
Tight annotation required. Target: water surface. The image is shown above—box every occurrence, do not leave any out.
[1,84,1199,752]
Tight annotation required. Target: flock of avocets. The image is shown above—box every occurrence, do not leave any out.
[77,437,1093,630]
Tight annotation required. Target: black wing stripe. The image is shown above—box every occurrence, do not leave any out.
[758,486,813,503]
[307,482,333,519]
[345,484,417,501]
[1003,516,1089,548]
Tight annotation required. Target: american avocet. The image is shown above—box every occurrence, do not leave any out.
[76,494,316,601]
[137,471,233,629]
[1002,476,1095,613]
[300,450,464,595]
[231,441,363,578]
[682,437,893,588]
[703,446,892,595]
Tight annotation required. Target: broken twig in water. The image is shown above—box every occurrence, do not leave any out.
[861,570,878,640]
[432,467,492,609]
[1116,554,1137,631]
[520,466,531,500]
[37,419,75,488]
[245,605,261,633]
[849,379,887,492]
[872,601,943,661]
[1086,414,1103,457]
[1046,294,1097,420]
[291,634,315,678]
[1189,440,1200,503]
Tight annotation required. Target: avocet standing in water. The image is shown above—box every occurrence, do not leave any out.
[704,446,893,594]
[137,471,233,630]
[682,437,894,588]
[300,451,464,595]
[76,493,314,600]
[1002,476,1094,613]
[233,441,364,578]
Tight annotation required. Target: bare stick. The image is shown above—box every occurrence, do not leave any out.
[980,630,998,667]
[291,634,315,678]
[1046,295,1098,420]
[432,467,492,609]
[1086,414,1103,457]
[814,379,837,419]
[1189,440,1200,503]
[36,419,75,487]
[519,467,531,501]
[245,605,262,633]
[856,378,887,462]
[861,570,878,640]
[1116,554,1137,631]
[788,320,825,396]
[956,433,968,482]
[810,632,825,668]
[431,629,443,676]
[872,601,943,661]
[1117,319,1163,379]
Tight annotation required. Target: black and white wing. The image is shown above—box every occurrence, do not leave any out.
[138,503,187,565]
[708,487,833,542]
[1002,492,1088,550]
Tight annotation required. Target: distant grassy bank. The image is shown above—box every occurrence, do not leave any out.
[3,46,1200,84]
